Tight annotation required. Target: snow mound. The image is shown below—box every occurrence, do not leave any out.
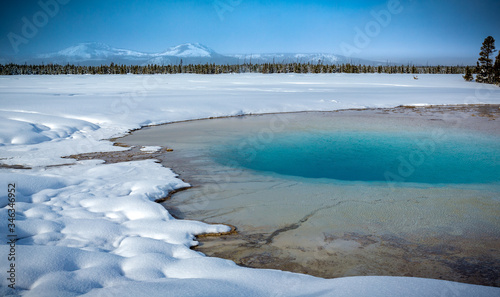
[0,111,99,145]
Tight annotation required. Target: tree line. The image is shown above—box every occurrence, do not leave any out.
[463,36,500,86]
[0,62,469,76]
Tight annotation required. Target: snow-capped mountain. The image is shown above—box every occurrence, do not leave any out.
[148,43,239,65]
[229,53,373,65]
[158,43,215,58]
[6,42,377,66]
[27,42,238,66]
[40,42,149,60]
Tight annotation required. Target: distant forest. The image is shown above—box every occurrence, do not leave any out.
[0,62,471,75]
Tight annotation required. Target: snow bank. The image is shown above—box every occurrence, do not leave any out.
[1,74,499,296]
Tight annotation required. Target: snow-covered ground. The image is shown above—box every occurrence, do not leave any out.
[1,74,499,296]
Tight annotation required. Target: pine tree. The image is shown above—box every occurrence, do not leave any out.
[476,36,496,83]
[463,66,473,81]
[493,51,500,85]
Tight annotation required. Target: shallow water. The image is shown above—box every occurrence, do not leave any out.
[120,108,500,286]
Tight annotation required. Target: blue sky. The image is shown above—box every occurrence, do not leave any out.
[1,0,499,64]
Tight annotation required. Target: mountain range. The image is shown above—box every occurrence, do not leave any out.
[1,42,378,66]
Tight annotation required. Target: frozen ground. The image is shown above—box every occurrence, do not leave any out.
[0,74,499,296]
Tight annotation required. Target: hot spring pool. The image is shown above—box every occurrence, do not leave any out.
[120,107,500,286]
[215,130,499,184]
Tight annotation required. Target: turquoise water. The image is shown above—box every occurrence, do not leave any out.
[216,130,500,184]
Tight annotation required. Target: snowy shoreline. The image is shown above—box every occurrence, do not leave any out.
[1,74,500,296]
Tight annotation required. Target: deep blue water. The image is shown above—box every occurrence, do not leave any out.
[215,130,500,184]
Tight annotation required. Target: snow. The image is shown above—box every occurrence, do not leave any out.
[158,43,214,58]
[140,146,162,153]
[230,53,341,64]
[1,74,499,296]
[39,43,149,60]
[35,43,211,65]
